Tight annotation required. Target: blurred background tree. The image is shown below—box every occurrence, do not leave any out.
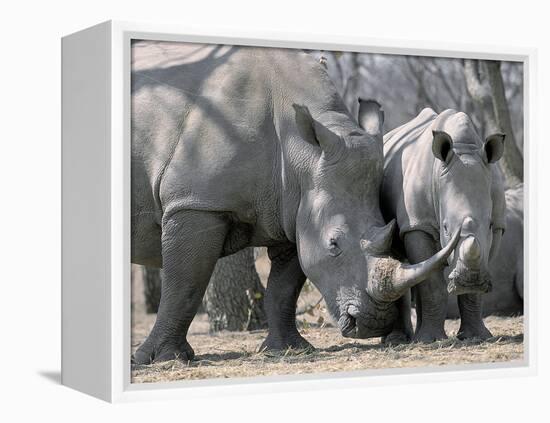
[316,51,523,188]
[142,266,161,314]
[464,59,523,187]
[203,248,267,332]
[136,248,267,332]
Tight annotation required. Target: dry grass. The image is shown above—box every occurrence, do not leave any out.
[131,311,523,384]
[131,254,523,384]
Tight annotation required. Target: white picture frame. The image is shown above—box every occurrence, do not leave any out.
[61,20,537,403]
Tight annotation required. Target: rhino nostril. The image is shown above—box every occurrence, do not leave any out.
[462,217,477,234]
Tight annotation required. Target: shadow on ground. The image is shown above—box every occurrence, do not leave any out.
[38,370,61,384]
[133,333,524,371]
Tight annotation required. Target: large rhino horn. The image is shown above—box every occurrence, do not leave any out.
[392,229,461,292]
[364,229,460,302]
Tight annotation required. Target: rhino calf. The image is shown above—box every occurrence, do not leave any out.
[359,102,507,342]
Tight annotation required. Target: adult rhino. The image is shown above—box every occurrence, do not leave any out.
[360,102,506,342]
[448,184,524,317]
[131,41,458,364]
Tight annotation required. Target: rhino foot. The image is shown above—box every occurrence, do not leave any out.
[413,326,448,343]
[132,338,195,365]
[457,324,492,341]
[382,329,411,345]
[259,332,314,355]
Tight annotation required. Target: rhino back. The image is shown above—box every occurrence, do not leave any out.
[131,41,346,261]
[381,108,439,239]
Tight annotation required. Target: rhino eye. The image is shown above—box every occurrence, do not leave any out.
[328,237,342,257]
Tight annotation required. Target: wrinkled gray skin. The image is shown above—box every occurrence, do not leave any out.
[448,184,523,317]
[370,106,506,342]
[131,42,457,364]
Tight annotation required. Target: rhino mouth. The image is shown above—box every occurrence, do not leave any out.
[446,260,492,295]
[339,307,358,338]
[340,314,357,338]
[338,302,396,339]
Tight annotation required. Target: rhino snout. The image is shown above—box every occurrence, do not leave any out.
[446,235,491,295]
[460,236,482,269]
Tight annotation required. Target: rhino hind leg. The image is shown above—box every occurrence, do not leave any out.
[133,210,228,365]
[259,244,313,354]
[456,294,492,340]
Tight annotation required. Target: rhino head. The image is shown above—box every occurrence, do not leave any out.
[291,101,458,338]
[431,124,506,296]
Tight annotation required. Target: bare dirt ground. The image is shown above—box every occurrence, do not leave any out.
[131,252,523,384]
[131,306,523,384]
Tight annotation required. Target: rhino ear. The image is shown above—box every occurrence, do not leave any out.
[432,131,454,163]
[358,98,384,139]
[361,220,396,255]
[483,133,505,163]
[293,104,343,158]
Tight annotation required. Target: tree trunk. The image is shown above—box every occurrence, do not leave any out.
[142,266,162,314]
[485,61,524,185]
[463,59,523,187]
[204,248,267,332]
[141,249,266,332]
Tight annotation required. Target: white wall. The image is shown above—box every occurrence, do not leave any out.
[1,0,548,421]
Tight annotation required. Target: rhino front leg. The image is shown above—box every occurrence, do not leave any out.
[404,230,448,342]
[259,244,313,353]
[133,210,228,364]
[383,290,414,344]
[456,294,492,340]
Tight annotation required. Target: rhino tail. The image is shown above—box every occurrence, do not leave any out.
[358,98,385,139]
